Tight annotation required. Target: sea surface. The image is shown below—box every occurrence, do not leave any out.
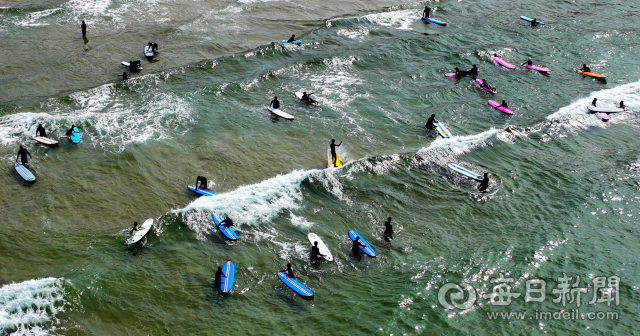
[1,0,640,335]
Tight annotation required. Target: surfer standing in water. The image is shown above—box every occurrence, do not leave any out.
[468,64,478,76]
[119,72,128,81]
[269,96,280,109]
[531,18,538,26]
[81,20,87,38]
[35,124,46,137]
[215,266,223,291]
[16,145,32,165]
[280,263,295,278]
[352,236,363,257]
[384,217,394,241]
[330,139,342,167]
[422,6,430,18]
[591,98,597,107]
[425,114,436,130]
[310,241,322,264]
[478,173,489,192]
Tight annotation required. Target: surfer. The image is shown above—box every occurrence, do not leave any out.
[301,92,317,105]
[81,20,87,38]
[531,18,538,26]
[219,217,234,227]
[524,58,533,66]
[384,217,394,241]
[119,72,128,81]
[467,64,478,76]
[500,100,508,108]
[65,124,76,136]
[591,98,597,107]
[352,236,363,257]
[35,124,47,137]
[129,222,140,235]
[269,96,280,109]
[280,263,295,278]
[311,241,322,263]
[16,145,32,165]
[215,266,223,291]
[422,6,430,18]
[453,67,462,76]
[478,173,489,192]
[330,139,342,167]
[480,79,495,92]
[425,114,436,130]
[152,43,158,52]
[196,176,208,190]
[286,35,296,43]
[580,64,591,73]
[620,101,625,109]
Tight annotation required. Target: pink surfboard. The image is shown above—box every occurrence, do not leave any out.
[445,72,458,77]
[488,100,514,115]
[598,112,609,121]
[476,79,497,93]
[491,56,515,69]
[521,64,551,72]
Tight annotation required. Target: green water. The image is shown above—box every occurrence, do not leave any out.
[1,0,640,335]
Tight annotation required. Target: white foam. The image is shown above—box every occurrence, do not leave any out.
[363,9,418,31]
[421,128,501,153]
[0,278,67,335]
[12,8,62,27]
[66,0,112,16]
[290,214,314,227]
[336,26,370,40]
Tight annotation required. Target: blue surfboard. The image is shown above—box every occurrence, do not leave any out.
[282,40,301,45]
[212,212,238,240]
[348,230,377,257]
[448,163,483,181]
[277,272,313,297]
[520,16,544,25]
[187,185,216,197]
[220,261,235,293]
[14,163,35,182]
[422,17,446,25]
[69,127,81,144]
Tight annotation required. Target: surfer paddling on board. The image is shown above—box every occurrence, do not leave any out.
[215,267,224,291]
[196,176,208,190]
[425,114,436,130]
[479,79,495,92]
[591,98,597,107]
[523,58,533,66]
[269,96,280,109]
[384,217,394,241]
[286,35,296,43]
[330,139,342,167]
[301,92,317,105]
[422,6,430,18]
[478,173,489,192]
[16,145,32,165]
[280,263,295,278]
[580,64,591,72]
[35,124,47,137]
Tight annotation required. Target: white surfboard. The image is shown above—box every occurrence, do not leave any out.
[127,218,153,244]
[31,135,58,145]
[267,107,294,120]
[435,120,452,138]
[588,106,624,113]
[448,163,482,181]
[121,61,143,70]
[144,46,154,57]
[308,233,333,261]
[295,92,319,106]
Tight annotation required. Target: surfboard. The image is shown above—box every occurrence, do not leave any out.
[348,230,376,257]
[588,106,624,113]
[69,127,81,144]
[422,17,446,25]
[212,212,238,240]
[121,61,143,70]
[327,149,341,168]
[491,56,516,69]
[598,113,609,121]
[14,163,35,182]
[220,261,235,293]
[31,135,58,145]
[144,45,154,59]
[476,79,497,94]
[277,272,313,297]
[267,107,294,120]
[127,218,153,244]
[521,64,551,72]
[520,16,544,25]
[445,72,458,77]
[282,40,301,45]
[577,70,606,79]
[308,233,333,262]
[294,92,319,106]
[448,163,483,181]
[187,185,216,196]
[434,120,451,138]
[488,100,514,115]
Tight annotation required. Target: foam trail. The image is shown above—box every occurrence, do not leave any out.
[0,278,67,335]
[363,9,419,30]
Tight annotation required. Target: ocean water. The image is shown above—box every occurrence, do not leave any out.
[1,0,640,334]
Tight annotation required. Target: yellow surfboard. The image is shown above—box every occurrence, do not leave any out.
[577,70,606,79]
[328,150,341,168]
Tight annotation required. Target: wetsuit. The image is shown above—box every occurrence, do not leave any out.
[36,125,46,137]
[481,79,494,91]
[384,218,393,240]
[591,98,597,107]
[580,65,591,72]
[16,147,32,165]
[130,222,140,235]
[215,268,223,289]
[196,176,208,190]
[302,93,316,104]
[525,59,533,66]
[286,35,296,43]
[425,114,436,129]
[81,20,86,38]
[478,174,489,192]
[330,141,342,167]
[269,98,280,109]
[119,72,128,80]
[531,18,538,26]
[311,244,321,261]
[500,100,508,108]
[152,43,158,51]
[423,6,430,18]
[65,125,75,136]
[352,238,362,256]
[620,101,625,109]
[281,265,295,278]
[467,65,478,76]
[219,217,234,227]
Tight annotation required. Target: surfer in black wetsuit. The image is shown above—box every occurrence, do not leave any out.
[524,58,533,66]
[467,64,478,76]
[478,173,489,192]
[16,145,32,165]
[215,266,223,290]
[453,67,462,76]
[301,92,317,105]
[384,217,394,241]
[480,79,495,92]
[286,35,296,43]
[269,96,280,109]
[425,114,436,130]
[65,124,76,136]
[619,101,625,109]
[580,64,590,73]
[35,124,46,137]
[119,72,128,81]
[196,176,208,190]
[152,43,158,52]
[531,18,538,26]
[330,139,342,167]
[500,100,508,108]
[280,263,295,278]
[81,20,87,38]
[591,98,597,107]
[219,217,234,227]
[423,6,430,18]
[311,241,322,263]
[352,236,363,257]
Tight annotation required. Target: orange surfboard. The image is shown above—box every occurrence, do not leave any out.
[577,70,606,78]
